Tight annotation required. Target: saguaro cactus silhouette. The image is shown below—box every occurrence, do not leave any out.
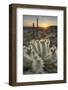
[32,18,39,39]
[32,22,35,38]
[36,18,38,38]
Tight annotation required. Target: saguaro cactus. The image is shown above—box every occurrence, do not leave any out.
[36,18,38,38]
[32,22,35,38]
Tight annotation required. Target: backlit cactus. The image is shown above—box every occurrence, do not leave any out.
[23,38,57,74]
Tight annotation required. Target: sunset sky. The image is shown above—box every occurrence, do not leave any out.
[23,15,57,28]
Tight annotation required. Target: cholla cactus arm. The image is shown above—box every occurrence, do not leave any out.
[23,38,57,74]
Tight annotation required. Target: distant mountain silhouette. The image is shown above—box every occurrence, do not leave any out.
[23,25,57,31]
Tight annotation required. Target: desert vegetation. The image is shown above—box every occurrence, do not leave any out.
[23,18,57,74]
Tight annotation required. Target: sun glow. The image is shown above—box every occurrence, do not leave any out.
[43,24,48,28]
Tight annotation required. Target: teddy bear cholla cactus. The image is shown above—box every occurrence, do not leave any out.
[23,38,57,74]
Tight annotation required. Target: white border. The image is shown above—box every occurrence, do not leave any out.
[16,8,64,82]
